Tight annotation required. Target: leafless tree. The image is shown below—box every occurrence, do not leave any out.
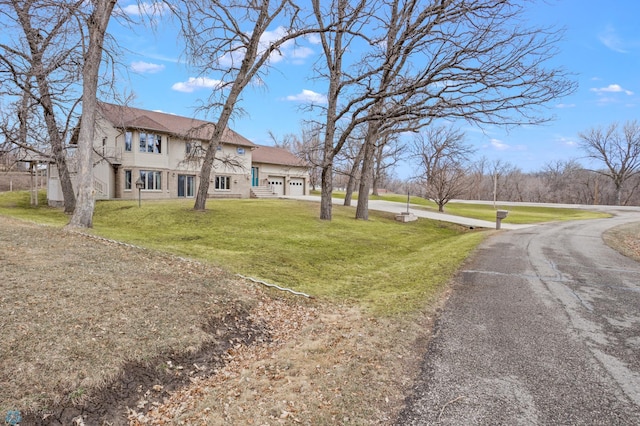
[311,0,370,220]
[169,0,316,211]
[372,132,404,196]
[539,159,584,203]
[67,0,117,228]
[312,0,574,220]
[578,121,640,206]
[0,0,85,213]
[411,126,474,212]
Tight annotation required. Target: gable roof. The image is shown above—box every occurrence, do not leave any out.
[252,145,308,167]
[97,102,256,148]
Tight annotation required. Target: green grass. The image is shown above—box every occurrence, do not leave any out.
[0,192,484,315]
[0,190,68,225]
[443,203,610,223]
[0,191,606,315]
[318,191,610,223]
[91,198,483,314]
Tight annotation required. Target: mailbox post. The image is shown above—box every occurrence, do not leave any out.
[496,210,509,230]
[135,177,144,207]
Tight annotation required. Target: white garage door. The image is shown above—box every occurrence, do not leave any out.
[268,177,285,196]
[289,178,305,196]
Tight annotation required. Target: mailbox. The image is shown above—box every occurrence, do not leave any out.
[496,210,508,229]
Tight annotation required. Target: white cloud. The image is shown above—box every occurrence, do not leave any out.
[598,25,628,53]
[290,46,315,60]
[219,26,315,67]
[490,138,510,151]
[306,34,321,45]
[555,103,576,109]
[171,77,224,93]
[121,2,169,17]
[131,61,165,74]
[590,84,634,96]
[285,89,327,104]
[556,136,578,147]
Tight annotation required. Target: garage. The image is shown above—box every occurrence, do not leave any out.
[289,178,305,196]
[268,176,285,196]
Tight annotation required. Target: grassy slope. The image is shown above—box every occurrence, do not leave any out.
[0,191,606,316]
[91,199,483,315]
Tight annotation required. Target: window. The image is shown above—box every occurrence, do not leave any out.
[139,132,162,153]
[215,176,231,190]
[139,170,162,190]
[125,170,132,190]
[178,174,195,197]
[237,147,245,155]
[186,142,192,154]
[125,132,132,152]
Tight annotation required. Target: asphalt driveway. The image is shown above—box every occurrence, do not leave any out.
[397,209,640,424]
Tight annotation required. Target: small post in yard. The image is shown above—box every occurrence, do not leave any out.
[496,210,509,230]
[135,176,144,207]
[406,189,410,214]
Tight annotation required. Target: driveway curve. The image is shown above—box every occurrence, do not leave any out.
[397,208,640,425]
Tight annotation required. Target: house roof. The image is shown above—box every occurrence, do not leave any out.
[97,102,256,148]
[251,145,308,167]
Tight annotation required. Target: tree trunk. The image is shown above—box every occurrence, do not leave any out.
[68,0,116,228]
[344,144,364,207]
[36,79,75,214]
[320,164,333,220]
[355,124,377,220]
[18,9,76,214]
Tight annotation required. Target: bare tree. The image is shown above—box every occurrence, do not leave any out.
[372,132,403,195]
[311,0,574,220]
[170,0,315,211]
[411,126,474,212]
[311,0,370,220]
[68,0,117,228]
[0,0,85,214]
[578,121,640,206]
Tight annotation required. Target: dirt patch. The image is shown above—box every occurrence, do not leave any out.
[1,216,438,425]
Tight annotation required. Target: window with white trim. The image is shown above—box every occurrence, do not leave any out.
[139,133,162,153]
[140,170,162,190]
[215,176,231,190]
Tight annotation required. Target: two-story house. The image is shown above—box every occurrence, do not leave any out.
[47,102,310,206]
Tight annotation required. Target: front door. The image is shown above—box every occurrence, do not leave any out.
[251,167,259,186]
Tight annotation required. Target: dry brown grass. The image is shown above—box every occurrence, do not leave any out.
[603,221,640,262]
[0,216,258,414]
[1,216,439,424]
[133,299,441,425]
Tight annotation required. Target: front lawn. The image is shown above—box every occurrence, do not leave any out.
[90,198,483,315]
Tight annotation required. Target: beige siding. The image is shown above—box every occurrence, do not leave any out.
[48,113,304,204]
[253,162,309,196]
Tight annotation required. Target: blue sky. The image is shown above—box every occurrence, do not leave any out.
[111,1,640,178]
